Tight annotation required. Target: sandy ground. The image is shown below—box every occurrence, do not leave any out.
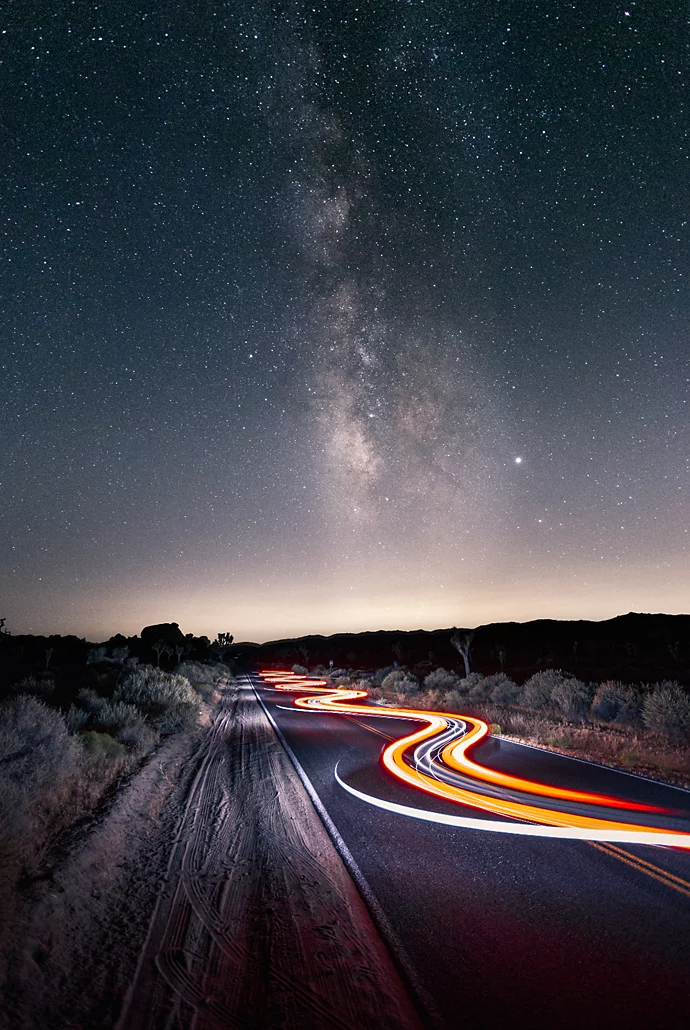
[0,721,206,1029]
[1,682,422,1030]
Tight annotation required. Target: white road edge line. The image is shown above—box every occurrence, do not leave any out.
[248,675,442,1030]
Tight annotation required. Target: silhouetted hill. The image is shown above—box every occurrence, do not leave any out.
[235,612,690,685]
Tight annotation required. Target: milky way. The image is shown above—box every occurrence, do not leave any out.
[1,2,688,640]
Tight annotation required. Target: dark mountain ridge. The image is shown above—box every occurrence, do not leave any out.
[234,612,690,685]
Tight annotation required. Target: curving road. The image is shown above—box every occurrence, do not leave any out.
[253,671,690,1030]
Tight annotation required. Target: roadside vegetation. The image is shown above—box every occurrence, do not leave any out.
[324,666,690,789]
[0,659,228,933]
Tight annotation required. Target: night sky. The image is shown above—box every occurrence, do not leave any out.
[2,2,688,642]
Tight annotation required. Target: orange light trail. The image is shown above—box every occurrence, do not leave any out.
[257,670,690,849]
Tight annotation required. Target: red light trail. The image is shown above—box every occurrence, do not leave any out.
[257,670,690,849]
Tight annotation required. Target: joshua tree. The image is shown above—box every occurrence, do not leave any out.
[450,631,475,678]
[152,639,172,667]
[211,633,234,662]
[298,645,310,667]
[175,644,185,664]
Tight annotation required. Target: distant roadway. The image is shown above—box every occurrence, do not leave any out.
[252,674,690,1030]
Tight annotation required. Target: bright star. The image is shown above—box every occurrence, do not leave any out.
[514,457,523,464]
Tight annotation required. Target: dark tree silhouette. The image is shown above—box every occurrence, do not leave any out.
[450,631,475,677]
[152,639,172,667]
[211,633,234,662]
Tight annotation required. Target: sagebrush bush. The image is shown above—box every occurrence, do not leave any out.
[0,697,82,918]
[406,689,445,711]
[0,695,80,794]
[472,675,505,700]
[116,724,160,754]
[80,731,128,758]
[75,687,108,715]
[373,665,398,685]
[592,681,641,724]
[642,682,690,738]
[424,668,461,692]
[95,700,143,732]
[521,670,567,710]
[177,661,226,701]
[456,672,484,695]
[443,689,469,713]
[486,673,520,705]
[291,664,308,675]
[550,676,592,722]
[11,675,55,699]
[115,667,199,718]
[154,704,199,735]
[65,705,89,733]
[381,670,419,694]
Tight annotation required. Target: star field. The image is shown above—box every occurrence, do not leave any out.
[1,1,688,641]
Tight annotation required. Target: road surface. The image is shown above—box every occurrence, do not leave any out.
[254,673,690,1030]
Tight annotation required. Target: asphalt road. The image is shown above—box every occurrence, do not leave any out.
[253,676,690,1030]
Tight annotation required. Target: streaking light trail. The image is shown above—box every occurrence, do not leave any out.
[257,670,690,849]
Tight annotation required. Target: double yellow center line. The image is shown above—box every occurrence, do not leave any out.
[346,714,690,899]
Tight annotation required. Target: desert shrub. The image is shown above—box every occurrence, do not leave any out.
[642,682,690,738]
[332,675,352,687]
[0,695,79,795]
[177,661,226,701]
[486,673,520,705]
[11,675,55,699]
[80,731,128,758]
[95,700,143,733]
[442,689,470,713]
[116,724,160,754]
[177,661,212,687]
[550,676,592,722]
[471,675,505,701]
[373,665,398,685]
[424,668,461,692]
[312,664,327,675]
[457,672,484,695]
[291,664,308,675]
[592,681,642,724]
[87,646,108,664]
[75,687,108,715]
[155,704,199,735]
[115,667,199,718]
[381,670,419,694]
[0,697,81,913]
[405,689,443,711]
[521,670,568,711]
[65,705,89,733]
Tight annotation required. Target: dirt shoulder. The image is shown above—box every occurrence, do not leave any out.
[118,679,423,1030]
[0,722,207,1029]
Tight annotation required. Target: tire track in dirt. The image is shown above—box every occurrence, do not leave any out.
[118,680,424,1030]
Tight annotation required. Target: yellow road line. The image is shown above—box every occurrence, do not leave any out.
[349,713,690,898]
[346,715,396,742]
[589,841,690,898]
